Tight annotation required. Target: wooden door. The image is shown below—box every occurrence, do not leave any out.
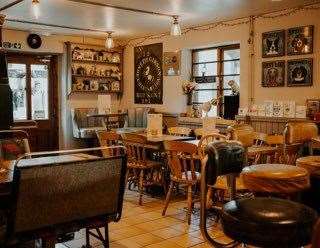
[7,53,59,152]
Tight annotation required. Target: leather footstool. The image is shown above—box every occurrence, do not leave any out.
[221,197,318,248]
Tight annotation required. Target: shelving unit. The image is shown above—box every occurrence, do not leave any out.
[66,42,123,95]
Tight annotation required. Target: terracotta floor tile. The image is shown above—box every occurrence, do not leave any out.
[168,233,204,247]
[151,227,187,240]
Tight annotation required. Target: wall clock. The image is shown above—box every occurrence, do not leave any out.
[27,34,42,49]
[134,43,163,104]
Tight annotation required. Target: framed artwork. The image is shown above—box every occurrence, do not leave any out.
[287,59,313,87]
[134,43,163,104]
[163,51,181,76]
[262,30,285,58]
[262,60,285,87]
[306,99,320,119]
[287,25,314,55]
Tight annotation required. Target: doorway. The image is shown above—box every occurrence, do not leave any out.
[7,53,59,152]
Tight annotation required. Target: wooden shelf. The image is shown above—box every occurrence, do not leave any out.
[69,90,122,95]
[72,74,120,80]
[72,59,120,66]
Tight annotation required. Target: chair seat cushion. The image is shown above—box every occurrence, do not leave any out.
[221,197,317,248]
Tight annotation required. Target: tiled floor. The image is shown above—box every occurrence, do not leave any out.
[55,189,236,248]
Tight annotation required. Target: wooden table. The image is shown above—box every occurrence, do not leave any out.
[141,134,195,150]
[87,113,127,130]
[0,153,98,196]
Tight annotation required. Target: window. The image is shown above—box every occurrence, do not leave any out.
[8,62,49,121]
[192,45,240,117]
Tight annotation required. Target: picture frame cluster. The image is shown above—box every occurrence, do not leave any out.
[261,25,314,87]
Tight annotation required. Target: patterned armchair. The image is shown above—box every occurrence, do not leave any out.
[71,108,106,139]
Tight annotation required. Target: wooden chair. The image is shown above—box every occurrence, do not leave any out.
[253,132,268,146]
[194,128,219,139]
[121,133,162,205]
[96,130,122,157]
[283,122,318,165]
[198,134,227,158]
[168,126,191,137]
[163,140,200,224]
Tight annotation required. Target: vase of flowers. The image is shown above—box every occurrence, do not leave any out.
[182,80,197,105]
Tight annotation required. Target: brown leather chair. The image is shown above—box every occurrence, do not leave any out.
[200,141,318,248]
[283,122,318,164]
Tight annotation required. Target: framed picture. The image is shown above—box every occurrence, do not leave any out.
[306,99,320,119]
[163,51,181,76]
[262,60,285,87]
[287,59,313,87]
[262,30,285,58]
[287,25,314,55]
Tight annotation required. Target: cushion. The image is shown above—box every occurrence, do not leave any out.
[222,197,318,248]
[0,139,26,160]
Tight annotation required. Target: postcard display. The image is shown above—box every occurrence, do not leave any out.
[67,42,123,94]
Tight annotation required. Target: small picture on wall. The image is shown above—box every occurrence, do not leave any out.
[163,51,181,76]
[262,60,285,87]
[306,99,320,119]
[262,30,285,58]
[287,59,313,87]
[287,25,314,55]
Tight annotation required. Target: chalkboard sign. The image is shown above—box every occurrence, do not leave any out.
[134,43,163,104]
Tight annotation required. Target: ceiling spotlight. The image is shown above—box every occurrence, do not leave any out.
[32,0,40,19]
[171,16,181,36]
[105,32,114,49]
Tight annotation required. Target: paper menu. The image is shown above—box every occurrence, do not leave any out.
[147,114,163,138]
[97,95,111,114]
[264,101,274,117]
[295,106,307,118]
[283,101,296,118]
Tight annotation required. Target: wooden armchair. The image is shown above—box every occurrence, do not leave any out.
[168,126,191,137]
[121,133,162,205]
[96,130,122,157]
[163,140,200,224]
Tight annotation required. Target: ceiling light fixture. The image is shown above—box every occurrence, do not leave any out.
[171,16,181,36]
[32,0,40,19]
[105,32,114,49]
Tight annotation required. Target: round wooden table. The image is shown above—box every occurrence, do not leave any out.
[296,156,320,178]
[241,164,310,194]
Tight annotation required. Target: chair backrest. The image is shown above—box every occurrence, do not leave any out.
[198,134,227,159]
[284,122,318,145]
[266,134,284,146]
[283,122,318,165]
[72,108,101,128]
[168,126,191,137]
[227,124,255,148]
[0,130,30,163]
[8,148,127,238]
[121,133,148,165]
[194,128,220,139]
[96,130,122,157]
[164,140,198,182]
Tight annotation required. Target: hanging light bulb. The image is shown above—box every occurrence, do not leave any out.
[32,0,40,19]
[105,32,114,49]
[171,16,181,36]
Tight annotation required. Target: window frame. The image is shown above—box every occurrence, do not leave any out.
[192,44,240,116]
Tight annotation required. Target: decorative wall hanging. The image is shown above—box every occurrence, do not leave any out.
[287,25,314,55]
[262,61,285,87]
[134,43,163,104]
[163,51,181,76]
[287,59,313,87]
[262,30,285,58]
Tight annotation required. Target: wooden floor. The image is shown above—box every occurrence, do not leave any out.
[55,189,236,248]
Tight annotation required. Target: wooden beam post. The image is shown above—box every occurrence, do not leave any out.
[0,14,6,47]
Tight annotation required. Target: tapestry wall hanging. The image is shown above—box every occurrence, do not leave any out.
[261,60,285,87]
[287,59,313,87]
[262,30,285,58]
[134,43,163,104]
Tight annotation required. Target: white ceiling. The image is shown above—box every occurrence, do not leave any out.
[1,0,318,39]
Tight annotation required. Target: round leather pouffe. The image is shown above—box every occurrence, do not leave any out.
[221,197,318,248]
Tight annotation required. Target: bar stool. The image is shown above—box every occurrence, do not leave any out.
[297,156,320,212]
[200,142,318,248]
[241,164,310,196]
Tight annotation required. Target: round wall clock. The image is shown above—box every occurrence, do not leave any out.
[27,34,42,49]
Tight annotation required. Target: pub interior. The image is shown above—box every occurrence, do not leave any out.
[1,0,320,247]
